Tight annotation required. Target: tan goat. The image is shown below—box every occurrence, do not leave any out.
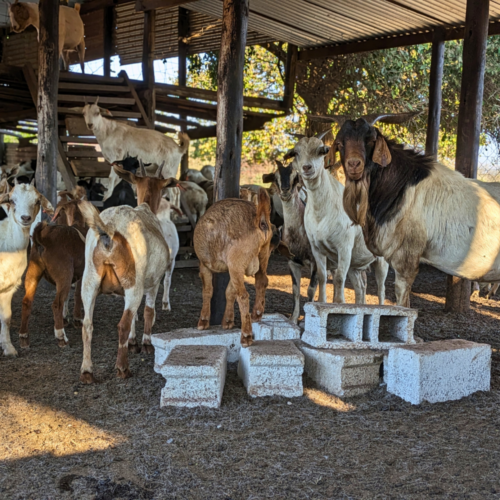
[193,189,276,347]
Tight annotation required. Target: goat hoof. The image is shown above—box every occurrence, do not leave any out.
[162,302,171,311]
[80,372,96,384]
[117,368,132,379]
[128,343,141,354]
[222,319,234,330]
[3,346,18,357]
[58,339,69,348]
[73,319,83,328]
[197,319,210,330]
[240,335,253,348]
[19,338,30,349]
[141,344,154,354]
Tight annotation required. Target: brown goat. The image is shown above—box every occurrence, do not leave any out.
[19,199,87,348]
[193,188,276,347]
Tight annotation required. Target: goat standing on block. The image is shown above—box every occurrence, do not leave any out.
[286,136,389,305]
[19,199,87,349]
[193,189,277,347]
[0,182,53,356]
[77,166,178,382]
[263,161,321,322]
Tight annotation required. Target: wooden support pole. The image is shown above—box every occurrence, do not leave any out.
[283,44,297,112]
[425,28,445,159]
[445,0,490,313]
[103,6,114,78]
[142,9,156,126]
[210,0,249,325]
[178,7,190,180]
[36,0,60,208]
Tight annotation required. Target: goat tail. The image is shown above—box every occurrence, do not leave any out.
[32,221,47,256]
[177,132,190,155]
[77,200,114,250]
[256,188,272,235]
[74,3,81,13]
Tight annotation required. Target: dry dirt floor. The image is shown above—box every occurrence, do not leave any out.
[1,256,500,499]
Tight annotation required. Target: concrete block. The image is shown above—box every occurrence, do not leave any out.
[302,302,417,350]
[252,313,301,341]
[387,340,491,404]
[298,342,384,396]
[160,345,227,408]
[238,341,304,397]
[152,327,241,373]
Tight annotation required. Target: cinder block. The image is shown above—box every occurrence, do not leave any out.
[298,342,384,396]
[238,341,304,397]
[387,340,491,404]
[252,313,301,341]
[152,327,241,373]
[160,345,227,408]
[302,303,417,349]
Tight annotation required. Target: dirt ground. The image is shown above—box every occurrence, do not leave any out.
[1,256,500,500]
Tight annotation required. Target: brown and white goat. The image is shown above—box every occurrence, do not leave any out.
[77,166,178,382]
[19,199,87,349]
[193,189,276,347]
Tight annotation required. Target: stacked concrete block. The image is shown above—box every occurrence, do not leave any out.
[252,313,301,341]
[152,327,241,372]
[387,339,491,404]
[238,341,305,397]
[302,303,417,350]
[160,345,227,408]
[298,343,384,396]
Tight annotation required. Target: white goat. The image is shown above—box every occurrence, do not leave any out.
[0,182,53,356]
[178,181,208,222]
[80,101,190,201]
[287,137,389,304]
[9,1,85,72]
[186,169,209,184]
[201,165,215,181]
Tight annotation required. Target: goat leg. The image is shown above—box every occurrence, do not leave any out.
[251,251,270,323]
[19,260,44,349]
[0,289,17,357]
[73,279,83,328]
[221,279,236,329]
[288,261,302,323]
[197,263,213,330]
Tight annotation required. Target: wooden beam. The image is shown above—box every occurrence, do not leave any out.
[58,94,135,105]
[211,0,249,325]
[58,82,130,93]
[0,109,36,124]
[120,70,153,129]
[178,6,190,180]
[298,21,500,61]
[425,28,445,159]
[142,9,156,127]
[58,107,142,119]
[57,140,77,189]
[283,44,297,112]
[135,0,197,11]
[80,0,129,15]
[36,0,60,206]
[103,6,114,78]
[445,0,490,314]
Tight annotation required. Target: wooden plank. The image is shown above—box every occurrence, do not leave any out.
[57,140,77,190]
[65,116,92,135]
[136,0,197,11]
[81,0,130,14]
[59,71,125,85]
[284,44,297,111]
[58,82,130,93]
[66,150,103,158]
[58,94,136,105]
[176,225,192,232]
[22,64,38,103]
[58,107,142,118]
[71,159,111,177]
[60,136,98,144]
[175,259,199,269]
[0,109,36,124]
[120,71,153,129]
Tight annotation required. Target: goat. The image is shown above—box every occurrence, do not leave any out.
[178,181,208,222]
[263,162,320,322]
[334,116,500,307]
[77,166,178,382]
[9,0,85,72]
[102,181,137,209]
[1,161,36,185]
[286,136,389,305]
[193,189,277,347]
[77,180,108,202]
[198,179,214,209]
[79,101,189,201]
[186,169,209,184]
[19,199,87,349]
[201,165,215,181]
[0,182,53,356]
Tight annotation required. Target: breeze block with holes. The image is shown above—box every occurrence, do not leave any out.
[387,340,491,404]
[160,345,227,408]
[238,340,305,397]
[301,303,417,349]
[252,313,301,341]
[298,342,384,396]
[152,327,241,373]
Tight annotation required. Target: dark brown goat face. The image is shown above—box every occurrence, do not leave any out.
[334,118,392,181]
[263,161,300,202]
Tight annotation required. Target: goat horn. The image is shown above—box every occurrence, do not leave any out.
[315,129,331,141]
[95,96,99,106]
[361,110,424,126]
[139,159,147,177]
[307,114,350,128]
[156,161,165,179]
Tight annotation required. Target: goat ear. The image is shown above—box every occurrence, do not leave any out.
[283,150,297,161]
[161,177,179,189]
[317,146,330,156]
[99,107,112,117]
[113,165,136,185]
[262,173,275,184]
[40,195,54,215]
[372,134,392,167]
[0,193,10,204]
[325,142,338,169]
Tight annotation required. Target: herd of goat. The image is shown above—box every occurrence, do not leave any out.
[2,102,500,383]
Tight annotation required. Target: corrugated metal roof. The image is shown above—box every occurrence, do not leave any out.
[186,0,500,48]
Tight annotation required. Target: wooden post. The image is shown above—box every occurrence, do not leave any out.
[445,0,490,313]
[103,6,114,78]
[210,0,249,325]
[283,44,297,112]
[142,9,156,126]
[178,7,190,180]
[36,0,60,208]
[425,28,445,159]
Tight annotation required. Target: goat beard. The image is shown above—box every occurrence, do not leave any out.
[343,175,370,227]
